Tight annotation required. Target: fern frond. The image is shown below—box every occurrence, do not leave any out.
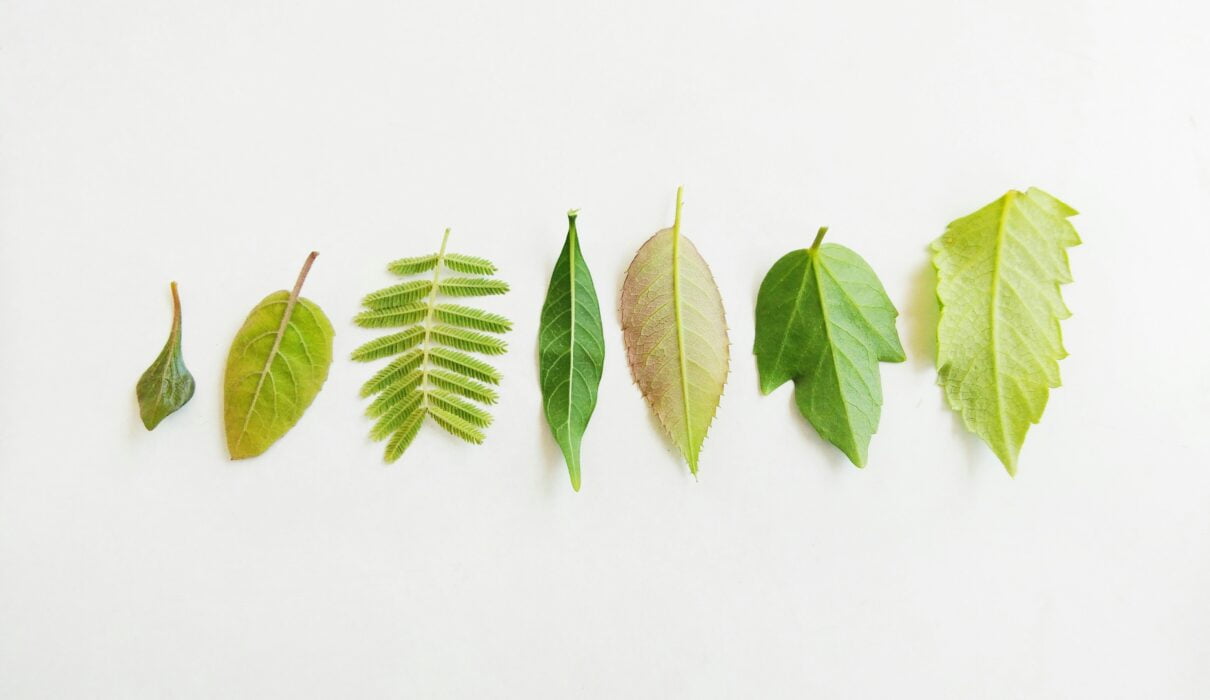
[350,327,424,361]
[370,392,424,441]
[360,349,423,397]
[434,304,513,333]
[365,370,422,417]
[429,405,487,444]
[439,277,510,297]
[428,390,493,427]
[384,407,427,462]
[427,369,498,405]
[443,253,497,275]
[354,302,427,328]
[430,325,508,355]
[363,280,434,309]
[428,347,503,385]
[387,253,439,276]
[354,229,510,462]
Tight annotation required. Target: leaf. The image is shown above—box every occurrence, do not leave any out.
[439,277,510,297]
[352,229,511,463]
[387,253,439,276]
[620,187,729,475]
[223,252,335,459]
[754,228,905,467]
[931,187,1080,475]
[538,210,605,491]
[136,281,196,430]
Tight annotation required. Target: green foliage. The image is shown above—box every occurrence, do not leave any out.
[754,228,905,467]
[931,187,1080,475]
[538,211,605,491]
[352,229,511,463]
[620,187,729,476]
[223,252,334,459]
[136,281,196,430]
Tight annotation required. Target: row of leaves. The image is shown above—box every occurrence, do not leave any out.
[137,186,1079,487]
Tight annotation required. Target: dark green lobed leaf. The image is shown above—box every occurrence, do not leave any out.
[753,229,904,467]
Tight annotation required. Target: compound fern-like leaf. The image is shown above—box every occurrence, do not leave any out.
[353,229,511,463]
[620,187,729,476]
[754,228,905,467]
[223,252,335,459]
[931,187,1080,475]
[538,210,605,491]
[136,281,196,430]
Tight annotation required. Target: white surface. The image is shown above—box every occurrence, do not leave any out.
[1,1,1208,697]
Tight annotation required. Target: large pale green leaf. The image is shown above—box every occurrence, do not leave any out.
[538,210,605,491]
[224,252,334,459]
[754,228,905,466]
[352,229,512,463]
[931,187,1080,475]
[136,281,195,430]
[620,187,729,476]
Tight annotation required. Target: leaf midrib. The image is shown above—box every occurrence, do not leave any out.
[990,192,1013,471]
[811,248,860,463]
[419,229,453,417]
[563,221,579,471]
[669,187,696,473]
[234,253,317,450]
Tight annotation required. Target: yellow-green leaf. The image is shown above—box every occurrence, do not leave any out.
[932,187,1080,475]
[223,252,334,459]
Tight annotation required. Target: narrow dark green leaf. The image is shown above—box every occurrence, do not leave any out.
[538,211,605,491]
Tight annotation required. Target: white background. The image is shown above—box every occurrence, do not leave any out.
[2,1,1208,697]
